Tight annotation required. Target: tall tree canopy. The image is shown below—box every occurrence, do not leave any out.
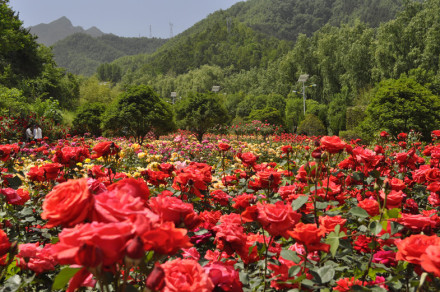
[102,85,175,144]
[175,92,229,142]
[363,76,440,140]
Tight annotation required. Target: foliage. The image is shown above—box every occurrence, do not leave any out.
[0,86,29,117]
[346,106,367,131]
[175,92,229,141]
[78,76,121,106]
[101,85,175,144]
[52,33,167,76]
[297,114,327,136]
[247,107,285,127]
[96,63,122,83]
[339,129,363,142]
[327,89,349,135]
[0,1,44,88]
[31,97,63,124]
[72,102,106,136]
[363,76,440,140]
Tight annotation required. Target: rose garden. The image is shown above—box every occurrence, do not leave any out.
[1,126,440,292]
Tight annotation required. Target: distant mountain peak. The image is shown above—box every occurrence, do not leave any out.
[29,16,104,46]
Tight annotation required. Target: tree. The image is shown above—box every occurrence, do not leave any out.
[363,76,440,140]
[0,1,44,88]
[247,107,285,127]
[72,103,106,136]
[175,92,229,142]
[97,63,122,83]
[297,114,327,136]
[101,85,175,144]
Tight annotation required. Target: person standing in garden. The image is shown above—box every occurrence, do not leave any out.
[33,124,42,141]
[25,124,33,142]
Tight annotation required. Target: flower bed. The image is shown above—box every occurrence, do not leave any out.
[1,131,440,291]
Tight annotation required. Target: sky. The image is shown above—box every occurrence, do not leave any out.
[9,0,244,38]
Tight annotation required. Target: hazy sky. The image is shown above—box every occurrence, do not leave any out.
[9,0,244,38]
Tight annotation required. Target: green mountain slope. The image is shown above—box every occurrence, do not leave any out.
[229,0,403,41]
[52,33,167,76]
[114,0,403,81]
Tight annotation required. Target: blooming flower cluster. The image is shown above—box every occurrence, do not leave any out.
[1,131,440,290]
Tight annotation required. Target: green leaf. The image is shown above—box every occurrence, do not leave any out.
[326,232,340,258]
[291,195,308,211]
[280,250,301,264]
[52,267,82,290]
[317,265,335,284]
[369,221,383,235]
[288,266,301,277]
[349,207,370,218]
[386,208,401,219]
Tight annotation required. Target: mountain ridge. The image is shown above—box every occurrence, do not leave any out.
[29,16,105,46]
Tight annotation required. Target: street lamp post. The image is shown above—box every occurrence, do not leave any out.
[296,74,316,115]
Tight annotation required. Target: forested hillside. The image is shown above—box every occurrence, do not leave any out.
[114,0,403,82]
[52,33,167,76]
[229,0,403,40]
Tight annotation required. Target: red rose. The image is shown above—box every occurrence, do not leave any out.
[91,141,119,159]
[149,194,196,226]
[421,243,440,277]
[92,189,158,224]
[334,277,364,292]
[281,145,293,154]
[396,234,440,265]
[210,189,231,206]
[146,265,166,291]
[40,163,63,180]
[358,198,380,217]
[232,193,255,210]
[0,144,19,162]
[1,188,22,204]
[253,201,301,238]
[320,136,346,154]
[319,215,347,233]
[161,258,214,292]
[0,229,10,256]
[218,143,231,151]
[389,177,406,191]
[142,222,192,255]
[397,213,437,233]
[213,214,247,255]
[425,168,440,182]
[380,190,405,209]
[204,262,243,292]
[107,178,150,203]
[52,221,134,266]
[17,243,57,273]
[41,178,94,228]
[237,152,258,167]
[27,166,45,182]
[287,223,330,252]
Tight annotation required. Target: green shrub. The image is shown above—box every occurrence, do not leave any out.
[297,114,326,136]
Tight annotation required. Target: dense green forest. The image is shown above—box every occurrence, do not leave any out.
[2,0,440,142]
[52,33,167,76]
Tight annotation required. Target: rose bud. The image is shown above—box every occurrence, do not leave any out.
[311,147,322,159]
[125,236,144,267]
[146,265,165,291]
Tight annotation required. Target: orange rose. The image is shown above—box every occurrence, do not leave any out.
[41,179,94,228]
